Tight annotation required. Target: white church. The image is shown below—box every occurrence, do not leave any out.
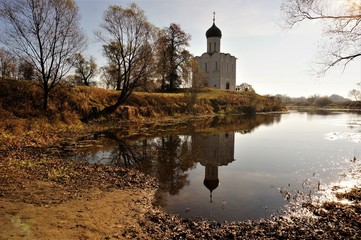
[195,14,237,90]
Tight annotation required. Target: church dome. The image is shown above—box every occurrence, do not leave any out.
[203,178,219,192]
[206,23,222,38]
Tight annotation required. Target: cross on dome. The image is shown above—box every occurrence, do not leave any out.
[206,12,222,38]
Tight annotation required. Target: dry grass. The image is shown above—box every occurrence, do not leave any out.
[0,78,284,125]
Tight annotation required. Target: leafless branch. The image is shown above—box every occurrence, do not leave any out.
[281,0,361,75]
[0,0,86,110]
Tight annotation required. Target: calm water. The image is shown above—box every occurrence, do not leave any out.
[70,111,361,222]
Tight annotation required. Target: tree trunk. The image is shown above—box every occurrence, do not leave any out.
[43,86,49,110]
[81,91,126,122]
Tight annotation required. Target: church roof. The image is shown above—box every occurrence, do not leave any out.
[206,23,222,38]
[206,12,222,38]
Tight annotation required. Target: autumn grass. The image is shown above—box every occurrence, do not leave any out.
[0,77,284,153]
[0,77,284,152]
[0,78,284,126]
[1,78,361,239]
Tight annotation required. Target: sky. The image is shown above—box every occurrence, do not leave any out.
[76,0,361,98]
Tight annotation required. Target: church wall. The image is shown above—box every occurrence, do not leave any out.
[196,53,220,88]
[210,73,221,88]
[219,54,236,90]
[196,52,236,90]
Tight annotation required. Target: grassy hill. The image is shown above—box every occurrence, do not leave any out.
[0,78,284,125]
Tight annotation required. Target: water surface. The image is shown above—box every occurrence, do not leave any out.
[70,111,361,222]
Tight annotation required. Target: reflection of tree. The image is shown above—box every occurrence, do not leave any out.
[72,132,149,168]
[97,132,144,168]
[190,114,281,136]
[67,114,283,206]
[154,136,196,193]
[111,141,142,168]
[143,135,197,208]
[78,134,197,208]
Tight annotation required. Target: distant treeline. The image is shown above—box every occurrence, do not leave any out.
[274,94,361,110]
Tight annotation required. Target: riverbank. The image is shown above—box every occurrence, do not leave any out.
[0,79,360,239]
[0,116,360,239]
[0,122,156,239]
[0,78,283,124]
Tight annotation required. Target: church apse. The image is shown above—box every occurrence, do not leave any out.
[192,132,235,202]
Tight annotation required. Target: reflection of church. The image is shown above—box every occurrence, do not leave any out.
[192,132,235,202]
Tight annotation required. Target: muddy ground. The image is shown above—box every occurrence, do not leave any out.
[0,124,360,239]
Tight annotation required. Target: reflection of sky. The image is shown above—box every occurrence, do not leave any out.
[325,132,361,143]
[233,112,359,186]
[84,150,113,164]
[70,112,361,221]
[165,112,361,222]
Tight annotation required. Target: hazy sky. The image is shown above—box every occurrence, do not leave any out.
[76,0,361,98]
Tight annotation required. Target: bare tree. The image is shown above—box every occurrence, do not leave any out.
[0,0,86,110]
[99,66,117,90]
[95,4,154,115]
[155,23,192,91]
[18,56,35,81]
[281,0,361,75]
[73,53,97,86]
[102,42,125,91]
[0,47,17,79]
[349,89,361,101]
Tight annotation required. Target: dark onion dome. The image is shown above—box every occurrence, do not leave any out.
[206,23,222,38]
[203,178,219,192]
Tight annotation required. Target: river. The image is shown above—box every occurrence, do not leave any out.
[69,111,361,222]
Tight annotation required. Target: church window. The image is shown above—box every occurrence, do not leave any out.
[214,42,216,51]
[209,43,211,52]
[215,61,218,70]
[205,63,208,72]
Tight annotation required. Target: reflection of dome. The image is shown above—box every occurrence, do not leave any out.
[203,178,219,192]
[203,165,219,203]
[206,23,222,38]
